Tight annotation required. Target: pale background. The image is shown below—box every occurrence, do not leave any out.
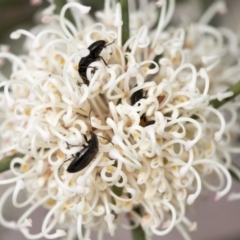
[0,0,240,239]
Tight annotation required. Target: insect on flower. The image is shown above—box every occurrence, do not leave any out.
[66,132,99,173]
[0,0,238,239]
[59,111,112,173]
[78,39,115,85]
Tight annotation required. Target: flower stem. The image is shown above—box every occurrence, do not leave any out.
[111,162,146,240]
[130,207,146,240]
[119,0,130,45]
[54,0,74,23]
[210,81,240,109]
[0,153,24,173]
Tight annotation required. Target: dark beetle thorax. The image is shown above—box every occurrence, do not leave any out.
[88,40,106,58]
[78,40,114,86]
[66,134,98,173]
[89,132,99,149]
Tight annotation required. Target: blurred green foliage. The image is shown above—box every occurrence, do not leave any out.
[0,0,45,43]
[0,0,104,43]
[0,0,221,45]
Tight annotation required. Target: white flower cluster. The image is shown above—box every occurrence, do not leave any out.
[0,0,240,240]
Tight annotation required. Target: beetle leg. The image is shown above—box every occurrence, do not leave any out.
[83,134,88,143]
[58,157,73,172]
[66,142,71,149]
[79,75,89,85]
[99,56,109,68]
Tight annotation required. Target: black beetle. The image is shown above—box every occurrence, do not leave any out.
[67,132,99,173]
[59,111,113,173]
[78,40,115,85]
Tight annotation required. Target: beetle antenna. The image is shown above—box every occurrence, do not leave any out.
[88,109,113,145]
[105,39,115,47]
[88,109,93,131]
[96,135,114,145]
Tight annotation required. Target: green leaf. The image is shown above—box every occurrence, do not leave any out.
[130,207,146,240]
[54,0,74,23]
[0,153,24,173]
[210,81,240,109]
[119,0,130,45]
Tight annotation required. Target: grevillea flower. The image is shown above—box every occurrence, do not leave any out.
[0,0,240,239]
